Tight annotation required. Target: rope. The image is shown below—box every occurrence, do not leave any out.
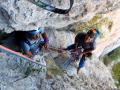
[28,0,74,14]
[0,45,48,67]
[0,45,80,69]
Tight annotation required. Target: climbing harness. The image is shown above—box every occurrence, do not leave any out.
[28,0,74,14]
[62,48,83,69]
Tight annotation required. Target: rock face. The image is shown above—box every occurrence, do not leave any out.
[93,9,120,57]
[0,0,120,32]
[0,53,116,90]
[1,0,120,90]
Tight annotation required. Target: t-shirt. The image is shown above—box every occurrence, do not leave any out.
[20,30,45,55]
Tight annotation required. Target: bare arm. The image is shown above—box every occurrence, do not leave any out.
[74,36,79,51]
[25,51,33,58]
[41,32,48,39]
[41,32,49,49]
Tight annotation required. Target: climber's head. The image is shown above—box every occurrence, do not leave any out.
[27,27,42,40]
[84,28,97,43]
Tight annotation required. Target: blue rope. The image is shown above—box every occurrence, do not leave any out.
[29,0,74,14]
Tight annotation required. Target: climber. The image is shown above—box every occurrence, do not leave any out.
[62,28,100,74]
[17,27,49,58]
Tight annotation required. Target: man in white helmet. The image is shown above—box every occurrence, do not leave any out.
[18,27,49,58]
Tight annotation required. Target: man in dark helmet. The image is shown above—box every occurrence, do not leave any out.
[62,28,100,74]
[18,27,49,58]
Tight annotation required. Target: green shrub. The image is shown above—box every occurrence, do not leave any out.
[102,47,120,65]
[108,47,120,60]
[102,47,120,87]
[112,63,120,88]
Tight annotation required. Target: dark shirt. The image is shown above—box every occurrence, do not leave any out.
[20,38,44,55]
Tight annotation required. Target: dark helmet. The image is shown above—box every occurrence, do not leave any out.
[87,28,97,38]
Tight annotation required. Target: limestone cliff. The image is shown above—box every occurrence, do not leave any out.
[0,0,120,90]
